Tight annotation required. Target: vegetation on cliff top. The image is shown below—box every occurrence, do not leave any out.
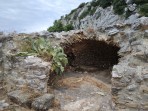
[47,0,148,32]
[47,20,74,32]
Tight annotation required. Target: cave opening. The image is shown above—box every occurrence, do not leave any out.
[63,39,120,71]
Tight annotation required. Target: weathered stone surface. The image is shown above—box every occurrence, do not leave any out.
[112,70,122,78]
[143,74,148,80]
[108,28,119,36]
[140,17,148,26]
[32,94,54,111]
[125,102,139,108]
[140,85,148,94]
[144,30,148,39]
[128,4,136,12]
[8,90,33,108]
[127,84,137,91]
[4,56,52,93]
[0,100,9,110]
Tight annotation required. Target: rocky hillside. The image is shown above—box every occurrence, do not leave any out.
[51,0,148,31]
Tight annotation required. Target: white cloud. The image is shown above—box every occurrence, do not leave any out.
[0,0,91,32]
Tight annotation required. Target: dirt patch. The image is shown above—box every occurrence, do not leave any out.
[50,69,113,111]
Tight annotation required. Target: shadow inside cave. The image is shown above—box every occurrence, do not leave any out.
[63,39,120,71]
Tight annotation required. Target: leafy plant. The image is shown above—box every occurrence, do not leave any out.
[139,3,148,17]
[51,46,68,75]
[17,37,68,75]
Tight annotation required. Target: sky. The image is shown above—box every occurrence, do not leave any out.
[0,0,91,33]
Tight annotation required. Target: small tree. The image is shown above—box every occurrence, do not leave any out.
[47,20,64,32]
[64,24,74,31]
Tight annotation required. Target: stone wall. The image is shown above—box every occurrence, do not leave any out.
[0,20,148,110]
[59,17,148,110]
[0,34,51,94]
[111,32,148,110]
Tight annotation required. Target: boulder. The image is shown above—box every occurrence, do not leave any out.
[32,94,54,111]
[0,100,9,110]
[8,90,34,108]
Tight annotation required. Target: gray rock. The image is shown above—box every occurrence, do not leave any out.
[128,4,136,12]
[143,74,148,80]
[125,14,139,25]
[8,90,34,108]
[144,30,148,39]
[127,84,137,91]
[0,43,2,48]
[0,100,9,110]
[108,28,119,36]
[32,94,54,111]
[140,17,148,26]
[112,71,122,78]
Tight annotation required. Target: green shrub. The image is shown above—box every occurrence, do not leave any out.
[90,0,100,7]
[78,3,86,8]
[133,0,148,4]
[139,3,148,17]
[51,46,68,75]
[47,20,64,32]
[99,0,112,8]
[17,37,68,75]
[64,24,74,31]
[90,0,112,8]
[113,0,126,15]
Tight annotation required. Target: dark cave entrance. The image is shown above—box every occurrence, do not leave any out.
[63,39,120,71]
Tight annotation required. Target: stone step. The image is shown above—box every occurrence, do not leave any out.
[7,90,54,111]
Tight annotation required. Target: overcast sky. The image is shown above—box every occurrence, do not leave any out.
[0,0,91,33]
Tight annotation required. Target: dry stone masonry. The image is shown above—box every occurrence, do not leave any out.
[0,5,148,111]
